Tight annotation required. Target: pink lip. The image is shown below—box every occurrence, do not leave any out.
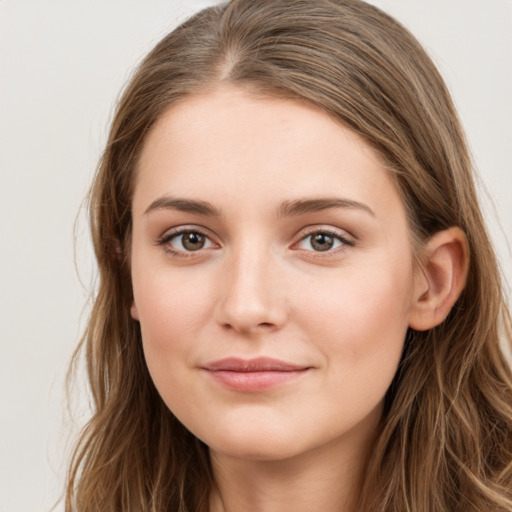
[201,357,311,392]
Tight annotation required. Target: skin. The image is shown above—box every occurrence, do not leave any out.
[130,86,467,512]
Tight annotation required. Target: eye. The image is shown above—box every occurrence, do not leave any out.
[295,230,352,253]
[159,229,216,254]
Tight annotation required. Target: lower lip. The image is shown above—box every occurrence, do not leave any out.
[204,369,309,392]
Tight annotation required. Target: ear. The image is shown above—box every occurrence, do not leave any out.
[408,227,469,331]
[130,300,140,321]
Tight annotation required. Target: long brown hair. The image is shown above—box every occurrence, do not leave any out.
[66,1,512,510]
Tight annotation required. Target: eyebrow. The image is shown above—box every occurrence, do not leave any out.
[144,196,221,217]
[143,195,374,218]
[278,197,375,217]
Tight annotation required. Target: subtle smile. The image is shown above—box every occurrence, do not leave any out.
[201,357,312,392]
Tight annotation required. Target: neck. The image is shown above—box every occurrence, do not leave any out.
[208,411,380,512]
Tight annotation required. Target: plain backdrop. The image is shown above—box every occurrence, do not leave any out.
[0,1,511,511]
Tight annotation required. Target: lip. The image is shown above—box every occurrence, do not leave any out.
[200,357,311,392]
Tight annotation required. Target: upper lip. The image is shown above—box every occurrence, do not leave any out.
[201,357,309,372]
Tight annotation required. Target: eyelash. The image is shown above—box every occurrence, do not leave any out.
[157,226,354,258]
[157,227,216,258]
[293,228,354,255]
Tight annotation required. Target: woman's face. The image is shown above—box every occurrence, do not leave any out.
[130,86,419,462]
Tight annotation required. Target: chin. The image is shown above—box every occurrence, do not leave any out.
[209,435,304,462]
[197,417,307,462]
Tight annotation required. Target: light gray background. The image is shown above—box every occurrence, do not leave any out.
[1,1,510,511]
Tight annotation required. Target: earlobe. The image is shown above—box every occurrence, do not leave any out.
[408,227,469,331]
[130,300,140,321]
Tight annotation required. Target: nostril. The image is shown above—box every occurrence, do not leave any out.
[220,320,277,333]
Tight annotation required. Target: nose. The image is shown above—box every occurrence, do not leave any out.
[213,246,288,335]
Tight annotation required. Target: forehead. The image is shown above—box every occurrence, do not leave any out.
[133,85,404,222]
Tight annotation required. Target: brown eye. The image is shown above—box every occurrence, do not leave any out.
[296,230,349,253]
[163,230,215,253]
[181,231,206,251]
[310,233,335,251]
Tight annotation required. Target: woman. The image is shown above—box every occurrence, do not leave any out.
[65,0,512,510]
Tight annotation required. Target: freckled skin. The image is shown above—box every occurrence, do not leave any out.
[130,86,419,511]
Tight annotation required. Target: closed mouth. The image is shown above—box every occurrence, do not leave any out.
[200,357,312,392]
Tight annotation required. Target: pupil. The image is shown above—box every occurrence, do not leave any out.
[183,232,205,251]
[312,233,334,251]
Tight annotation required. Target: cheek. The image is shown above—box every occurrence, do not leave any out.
[131,264,216,377]
[298,259,413,390]
[132,270,216,427]
[307,261,410,320]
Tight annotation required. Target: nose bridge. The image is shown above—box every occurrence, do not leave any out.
[215,238,286,333]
